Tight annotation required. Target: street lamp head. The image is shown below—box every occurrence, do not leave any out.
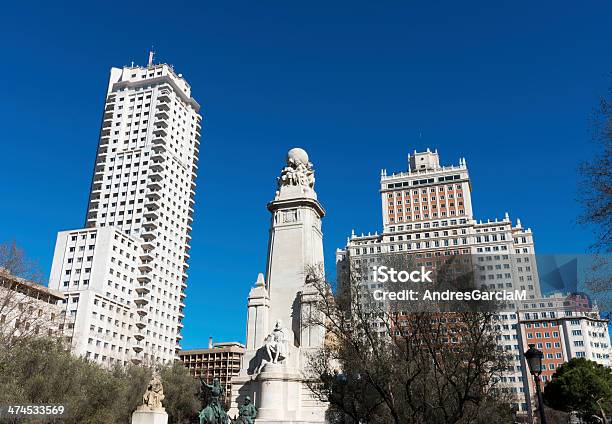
[524,343,544,376]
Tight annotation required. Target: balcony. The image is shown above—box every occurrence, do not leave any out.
[151,153,165,163]
[132,345,143,354]
[158,92,170,102]
[156,111,169,120]
[155,118,169,128]
[147,181,162,191]
[144,210,159,220]
[142,231,157,242]
[149,172,162,182]
[137,274,152,283]
[152,144,167,154]
[135,307,148,317]
[140,251,154,261]
[143,221,158,231]
[153,127,167,137]
[134,332,145,342]
[135,285,150,294]
[135,321,146,330]
[146,191,161,201]
[150,161,164,172]
[141,241,155,251]
[138,261,153,272]
[152,137,166,146]
[134,296,149,306]
[144,200,160,211]
[157,102,170,111]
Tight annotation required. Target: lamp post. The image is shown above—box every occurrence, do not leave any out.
[524,343,547,424]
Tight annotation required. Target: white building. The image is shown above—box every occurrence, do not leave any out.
[49,56,202,365]
[337,149,541,309]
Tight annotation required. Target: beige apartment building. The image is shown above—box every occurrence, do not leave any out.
[0,269,66,344]
[179,339,245,400]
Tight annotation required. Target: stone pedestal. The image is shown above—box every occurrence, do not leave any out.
[257,363,301,421]
[131,407,168,424]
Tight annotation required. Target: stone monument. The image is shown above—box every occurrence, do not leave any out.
[132,373,168,424]
[229,148,327,423]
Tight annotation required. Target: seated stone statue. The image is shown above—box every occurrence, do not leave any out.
[264,319,289,364]
[142,373,164,410]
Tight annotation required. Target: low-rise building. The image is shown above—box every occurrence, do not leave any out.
[0,269,66,345]
[179,338,245,400]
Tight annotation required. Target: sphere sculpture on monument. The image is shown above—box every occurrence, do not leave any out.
[277,147,315,191]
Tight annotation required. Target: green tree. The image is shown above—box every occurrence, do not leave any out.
[0,337,200,423]
[544,357,612,423]
[159,361,201,424]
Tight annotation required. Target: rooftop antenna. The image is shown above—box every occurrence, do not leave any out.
[147,48,155,67]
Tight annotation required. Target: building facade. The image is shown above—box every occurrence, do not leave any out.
[334,149,611,416]
[179,340,245,400]
[337,149,541,310]
[49,57,202,365]
[0,269,66,344]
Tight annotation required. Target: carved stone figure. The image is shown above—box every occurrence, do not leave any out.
[277,148,315,190]
[264,319,289,364]
[142,373,165,410]
[236,396,257,424]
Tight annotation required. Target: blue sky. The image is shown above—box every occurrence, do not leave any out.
[0,1,610,348]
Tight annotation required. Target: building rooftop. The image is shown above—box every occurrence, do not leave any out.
[0,269,65,302]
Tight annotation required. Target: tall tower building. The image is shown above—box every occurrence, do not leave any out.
[337,148,541,304]
[49,56,202,365]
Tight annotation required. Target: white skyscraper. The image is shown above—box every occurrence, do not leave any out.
[49,55,201,365]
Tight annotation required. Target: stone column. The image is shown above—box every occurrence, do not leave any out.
[246,273,269,351]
